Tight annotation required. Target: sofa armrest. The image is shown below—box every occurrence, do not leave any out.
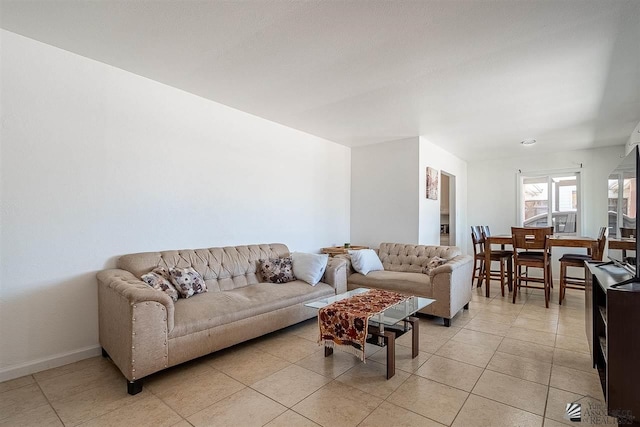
[334,254,356,275]
[430,255,473,278]
[97,269,174,331]
[96,269,173,381]
[430,255,474,318]
[322,257,348,294]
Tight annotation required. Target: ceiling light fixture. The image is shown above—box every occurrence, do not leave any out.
[521,139,536,146]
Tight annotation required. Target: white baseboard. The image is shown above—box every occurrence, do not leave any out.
[0,345,102,383]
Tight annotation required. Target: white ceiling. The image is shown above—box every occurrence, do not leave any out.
[1,0,639,160]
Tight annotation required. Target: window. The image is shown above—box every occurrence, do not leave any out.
[519,172,581,235]
[608,172,636,238]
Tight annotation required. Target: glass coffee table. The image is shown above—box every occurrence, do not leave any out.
[305,288,435,379]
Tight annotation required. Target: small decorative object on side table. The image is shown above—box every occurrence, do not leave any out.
[321,245,369,257]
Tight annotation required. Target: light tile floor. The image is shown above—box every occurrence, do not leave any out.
[0,285,616,427]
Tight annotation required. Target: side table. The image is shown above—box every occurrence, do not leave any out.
[321,245,369,257]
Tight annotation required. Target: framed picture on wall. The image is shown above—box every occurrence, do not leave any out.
[426,167,439,200]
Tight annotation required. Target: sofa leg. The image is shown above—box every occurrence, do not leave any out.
[127,379,143,395]
[443,318,451,327]
[464,303,469,310]
[101,348,109,359]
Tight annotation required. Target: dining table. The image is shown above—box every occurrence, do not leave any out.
[608,237,636,260]
[483,234,599,298]
[607,238,635,251]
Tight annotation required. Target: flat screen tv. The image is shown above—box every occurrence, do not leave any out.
[607,145,639,277]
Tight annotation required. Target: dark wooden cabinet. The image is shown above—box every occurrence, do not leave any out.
[586,262,640,425]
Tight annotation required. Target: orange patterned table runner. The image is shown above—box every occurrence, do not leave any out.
[318,289,408,361]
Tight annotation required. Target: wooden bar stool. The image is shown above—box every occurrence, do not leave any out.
[559,227,607,305]
[511,227,553,307]
[471,226,513,296]
[620,227,635,260]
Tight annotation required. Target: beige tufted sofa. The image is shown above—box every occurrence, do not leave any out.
[96,243,347,395]
[343,243,473,327]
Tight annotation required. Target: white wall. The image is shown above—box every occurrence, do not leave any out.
[0,30,350,380]
[350,138,419,247]
[625,120,640,154]
[467,146,624,277]
[350,136,469,252]
[419,138,468,249]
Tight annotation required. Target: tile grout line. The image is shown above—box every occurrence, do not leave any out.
[468,391,547,421]
[280,408,322,427]
[31,379,68,427]
[378,373,446,426]
[448,344,493,427]
[146,375,195,426]
[32,375,67,426]
[182,386,249,423]
[0,380,61,426]
[354,372,413,427]
[72,392,161,426]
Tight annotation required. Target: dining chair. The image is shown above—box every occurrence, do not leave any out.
[620,227,635,260]
[482,226,501,249]
[471,226,512,295]
[511,226,553,307]
[471,226,485,288]
[558,227,607,305]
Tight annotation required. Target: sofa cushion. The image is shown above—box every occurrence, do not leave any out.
[347,270,433,297]
[292,252,329,286]
[378,243,461,273]
[348,249,384,275]
[141,267,180,302]
[117,244,290,292]
[424,256,448,275]
[259,257,296,284]
[169,267,208,298]
[169,280,334,338]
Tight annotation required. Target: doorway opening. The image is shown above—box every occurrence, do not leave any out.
[440,172,456,246]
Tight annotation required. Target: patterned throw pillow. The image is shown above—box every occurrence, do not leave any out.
[423,256,448,275]
[259,257,296,284]
[141,267,180,302]
[169,267,208,298]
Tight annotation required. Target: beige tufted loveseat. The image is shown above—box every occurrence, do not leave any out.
[96,243,347,395]
[344,243,473,327]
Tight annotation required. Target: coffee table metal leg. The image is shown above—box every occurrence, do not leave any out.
[384,331,395,379]
[407,316,419,358]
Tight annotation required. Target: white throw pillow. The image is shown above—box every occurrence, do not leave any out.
[291,252,329,286]
[349,249,384,275]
